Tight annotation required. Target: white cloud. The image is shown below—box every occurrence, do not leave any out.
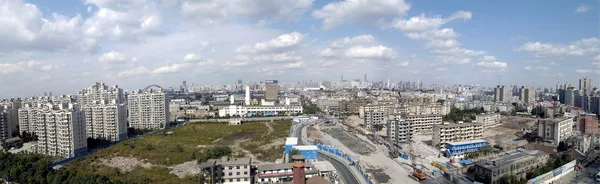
[474,56,507,69]
[575,69,592,74]
[152,63,184,74]
[313,0,410,29]
[426,39,460,49]
[576,4,591,13]
[436,68,447,71]
[283,61,305,69]
[236,32,304,53]
[83,0,163,41]
[181,0,313,26]
[430,48,485,57]
[524,65,549,71]
[183,53,202,62]
[0,60,55,75]
[435,56,471,64]
[389,10,471,32]
[0,0,97,53]
[118,66,149,77]
[98,50,127,64]
[345,45,396,59]
[406,28,459,40]
[252,53,303,62]
[518,38,599,58]
[329,35,375,48]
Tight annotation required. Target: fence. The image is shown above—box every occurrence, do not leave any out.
[306,140,375,184]
[526,160,577,184]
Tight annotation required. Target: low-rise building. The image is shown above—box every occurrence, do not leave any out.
[474,150,549,184]
[218,105,303,117]
[432,123,484,149]
[364,110,385,130]
[445,140,487,158]
[566,133,592,154]
[404,114,443,135]
[386,114,413,145]
[200,157,252,184]
[256,162,318,184]
[475,113,501,128]
[537,118,573,145]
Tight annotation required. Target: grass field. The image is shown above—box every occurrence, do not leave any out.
[67,120,291,184]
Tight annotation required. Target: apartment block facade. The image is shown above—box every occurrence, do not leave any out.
[36,109,87,158]
[364,110,385,130]
[403,114,443,135]
[537,118,573,145]
[386,115,413,145]
[432,123,484,149]
[81,104,127,141]
[79,82,128,141]
[0,110,17,142]
[128,89,169,129]
[575,114,598,134]
[201,157,252,184]
[475,113,501,128]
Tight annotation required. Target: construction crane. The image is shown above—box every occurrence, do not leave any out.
[407,141,427,180]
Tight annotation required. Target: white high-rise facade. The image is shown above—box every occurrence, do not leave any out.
[128,89,169,129]
[245,86,250,105]
[36,109,87,158]
[78,82,127,141]
[0,109,17,142]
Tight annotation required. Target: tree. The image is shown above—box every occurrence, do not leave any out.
[373,124,384,132]
[557,141,568,152]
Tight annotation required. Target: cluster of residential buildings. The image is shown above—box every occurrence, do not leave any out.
[0,82,169,158]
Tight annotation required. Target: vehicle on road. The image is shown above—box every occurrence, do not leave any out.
[595,171,600,181]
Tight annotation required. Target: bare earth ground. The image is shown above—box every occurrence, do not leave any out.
[169,160,202,178]
[100,157,154,172]
[314,123,416,184]
[482,116,536,149]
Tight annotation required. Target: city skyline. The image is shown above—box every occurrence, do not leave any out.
[0,0,598,97]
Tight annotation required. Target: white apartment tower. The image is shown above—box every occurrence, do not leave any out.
[36,109,87,158]
[432,123,484,148]
[245,86,250,105]
[78,82,127,141]
[494,85,511,102]
[364,110,385,130]
[128,88,169,129]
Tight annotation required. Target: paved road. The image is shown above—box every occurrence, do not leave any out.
[294,121,362,184]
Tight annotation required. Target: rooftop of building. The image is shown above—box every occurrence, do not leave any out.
[292,145,318,151]
[476,150,548,170]
[310,161,336,172]
[258,162,314,171]
[199,157,252,169]
[538,118,572,124]
[435,122,484,128]
[446,139,487,146]
[286,137,299,145]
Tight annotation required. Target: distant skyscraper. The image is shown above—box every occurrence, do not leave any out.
[128,88,169,129]
[519,86,536,104]
[494,85,511,102]
[564,86,575,106]
[265,80,279,101]
[579,76,593,96]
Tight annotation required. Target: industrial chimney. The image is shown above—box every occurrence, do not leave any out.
[292,155,306,184]
[245,86,250,106]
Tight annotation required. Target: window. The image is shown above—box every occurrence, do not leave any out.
[237,166,240,169]
[229,179,233,182]
[244,178,248,181]
[229,172,232,176]
[229,166,233,169]
[244,171,248,175]
[237,172,240,175]
[244,165,248,169]
[237,178,240,182]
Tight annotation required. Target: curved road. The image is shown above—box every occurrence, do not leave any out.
[294,122,362,184]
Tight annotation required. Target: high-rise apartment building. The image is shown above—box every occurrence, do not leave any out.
[494,85,511,102]
[36,109,87,158]
[432,123,484,149]
[518,86,536,104]
[579,76,593,96]
[0,109,17,142]
[265,80,279,101]
[564,86,575,106]
[78,82,127,141]
[128,88,169,129]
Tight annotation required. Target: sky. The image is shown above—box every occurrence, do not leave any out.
[0,0,599,97]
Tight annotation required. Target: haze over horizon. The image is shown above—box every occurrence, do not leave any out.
[0,0,598,98]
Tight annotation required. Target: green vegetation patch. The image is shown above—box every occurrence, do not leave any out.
[67,120,292,184]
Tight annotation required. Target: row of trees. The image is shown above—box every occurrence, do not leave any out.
[492,154,574,184]
[442,107,485,122]
[0,152,118,184]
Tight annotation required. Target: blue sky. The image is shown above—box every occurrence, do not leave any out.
[0,0,598,97]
